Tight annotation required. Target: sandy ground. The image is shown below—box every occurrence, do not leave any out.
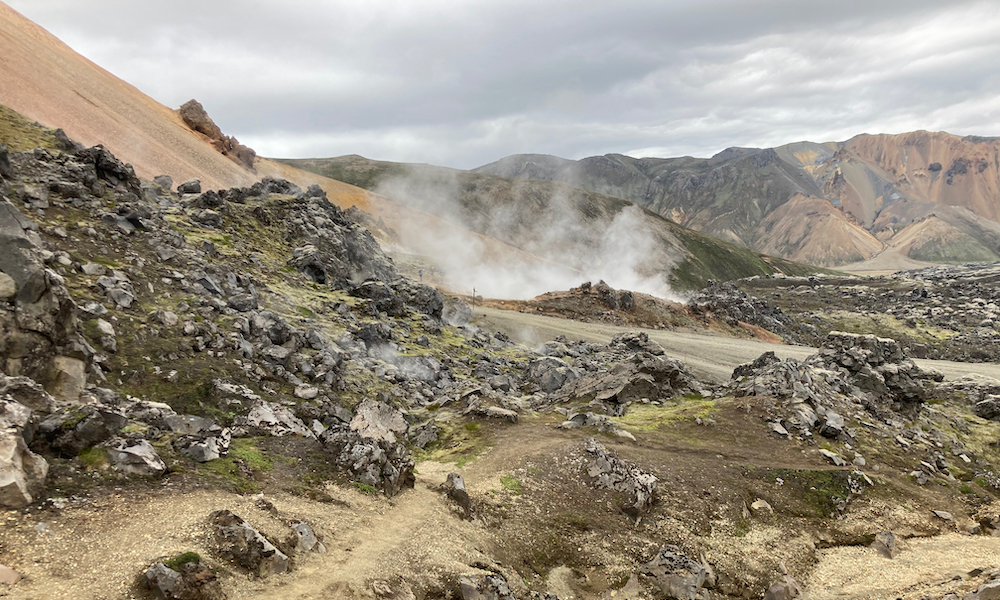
[806,534,1000,600]
[474,306,1000,383]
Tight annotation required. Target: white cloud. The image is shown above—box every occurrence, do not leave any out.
[6,0,1000,167]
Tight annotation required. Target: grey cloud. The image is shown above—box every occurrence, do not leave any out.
[7,0,1000,167]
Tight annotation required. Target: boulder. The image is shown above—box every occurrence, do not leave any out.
[287,521,325,555]
[0,375,55,413]
[976,396,1000,420]
[210,510,288,577]
[152,175,173,191]
[227,294,257,312]
[177,179,202,195]
[48,356,87,403]
[105,437,166,476]
[36,405,127,456]
[764,575,802,600]
[143,558,226,600]
[610,331,665,356]
[443,472,472,514]
[0,398,48,508]
[525,357,580,393]
[0,144,13,179]
[244,401,314,438]
[442,297,472,326]
[173,419,231,463]
[871,531,902,559]
[350,399,408,444]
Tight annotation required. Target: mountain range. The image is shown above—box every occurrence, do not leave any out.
[475,133,1000,268]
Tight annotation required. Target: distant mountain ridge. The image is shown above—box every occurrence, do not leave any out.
[474,132,1000,267]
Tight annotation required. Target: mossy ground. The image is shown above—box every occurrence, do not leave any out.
[0,104,59,151]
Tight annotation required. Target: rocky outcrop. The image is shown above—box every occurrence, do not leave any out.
[178,100,256,171]
[285,196,398,289]
[728,332,942,437]
[0,198,88,398]
[318,424,415,496]
[555,349,704,416]
[691,280,792,334]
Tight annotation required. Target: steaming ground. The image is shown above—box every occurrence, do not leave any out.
[375,172,683,301]
[474,306,1000,383]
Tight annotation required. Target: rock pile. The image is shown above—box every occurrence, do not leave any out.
[728,332,943,440]
[550,332,706,415]
[641,545,714,600]
[583,438,657,520]
[690,280,791,334]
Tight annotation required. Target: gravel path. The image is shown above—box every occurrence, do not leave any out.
[475,306,1000,383]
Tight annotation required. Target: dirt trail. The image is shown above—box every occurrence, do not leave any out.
[475,306,1000,383]
[806,534,1000,599]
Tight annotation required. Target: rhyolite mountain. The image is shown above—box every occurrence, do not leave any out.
[475,133,1000,267]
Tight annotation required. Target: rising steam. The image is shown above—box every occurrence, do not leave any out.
[374,167,682,301]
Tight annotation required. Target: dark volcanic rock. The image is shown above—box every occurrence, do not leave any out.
[286,196,397,289]
[584,438,657,520]
[210,510,288,577]
[318,424,415,496]
[641,545,713,600]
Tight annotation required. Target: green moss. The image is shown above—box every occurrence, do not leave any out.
[500,475,523,494]
[229,439,273,472]
[353,481,379,495]
[762,469,853,517]
[611,398,716,432]
[79,447,108,469]
[0,105,60,152]
[163,552,201,570]
[960,483,975,494]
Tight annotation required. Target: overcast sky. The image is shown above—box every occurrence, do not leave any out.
[8,0,1000,168]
